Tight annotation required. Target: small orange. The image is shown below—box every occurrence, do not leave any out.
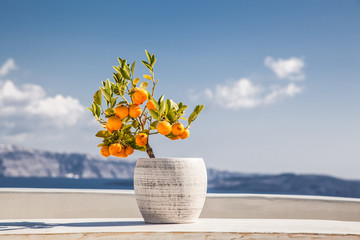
[117,148,128,158]
[146,100,156,111]
[129,104,142,118]
[135,133,148,146]
[172,123,185,135]
[170,135,180,140]
[106,123,114,133]
[131,88,148,105]
[107,116,122,131]
[109,143,123,156]
[157,121,172,135]
[179,128,190,139]
[100,146,110,157]
[115,105,129,119]
[125,146,134,156]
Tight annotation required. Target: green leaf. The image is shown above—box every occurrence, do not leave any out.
[87,107,93,114]
[141,60,153,72]
[100,88,111,103]
[159,100,166,116]
[117,101,127,106]
[94,90,102,106]
[166,132,178,138]
[113,66,121,73]
[197,104,205,114]
[131,143,146,151]
[95,130,112,138]
[167,110,175,122]
[120,68,131,80]
[149,109,159,120]
[188,105,204,125]
[105,108,114,116]
[122,124,132,132]
[105,79,111,93]
[97,143,105,147]
[132,120,139,128]
[158,95,164,105]
[133,77,140,86]
[110,97,117,108]
[140,81,148,89]
[151,54,156,67]
[124,64,131,76]
[91,102,96,114]
[145,50,152,63]
[117,57,123,66]
[112,73,119,82]
[130,61,136,75]
[150,121,159,130]
[148,96,159,111]
[165,99,171,114]
[95,104,101,118]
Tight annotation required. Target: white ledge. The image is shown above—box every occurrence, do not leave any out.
[1,188,360,202]
[0,218,360,240]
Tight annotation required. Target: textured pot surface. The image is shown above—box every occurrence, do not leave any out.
[134,158,207,224]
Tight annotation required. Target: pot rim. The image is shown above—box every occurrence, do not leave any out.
[138,157,203,161]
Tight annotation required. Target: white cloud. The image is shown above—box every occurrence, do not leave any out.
[264,83,303,105]
[196,56,306,109]
[204,79,303,110]
[205,78,263,109]
[265,57,305,80]
[0,79,85,127]
[0,58,17,76]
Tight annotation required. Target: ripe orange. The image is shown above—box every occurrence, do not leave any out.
[109,143,123,156]
[170,135,180,140]
[129,104,142,118]
[135,133,148,146]
[106,123,114,133]
[100,146,110,157]
[172,123,184,135]
[131,88,148,105]
[107,116,122,131]
[146,100,156,111]
[117,148,128,158]
[115,105,129,119]
[157,121,171,135]
[179,128,190,139]
[125,146,134,156]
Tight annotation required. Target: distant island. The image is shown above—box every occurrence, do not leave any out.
[1,144,360,198]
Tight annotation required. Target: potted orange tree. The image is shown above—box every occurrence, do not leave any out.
[89,50,206,223]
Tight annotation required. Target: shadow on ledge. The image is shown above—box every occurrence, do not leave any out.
[0,220,146,232]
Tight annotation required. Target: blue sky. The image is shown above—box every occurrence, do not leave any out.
[0,0,359,179]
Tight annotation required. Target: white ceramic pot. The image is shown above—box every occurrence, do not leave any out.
[134,158,207,224]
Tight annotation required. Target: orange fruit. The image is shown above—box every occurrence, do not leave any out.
[146,100,156,111]
[179,128,190,139]
[170,135,180,140]
[157,121,171,135]
[135,133,148,146]
[125,146,134,156]
[100,146,110,157]
[107,116,122,131]
[106,123,114,133]
[172,123,185,135]
[115,105,129,119]
[131,88,148,105]
[109,143,123,156]
[129,104,142,118]
[117,148,128,158]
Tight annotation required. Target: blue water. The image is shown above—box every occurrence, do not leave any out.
[0,177,241,193]
[0,177,134,190]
